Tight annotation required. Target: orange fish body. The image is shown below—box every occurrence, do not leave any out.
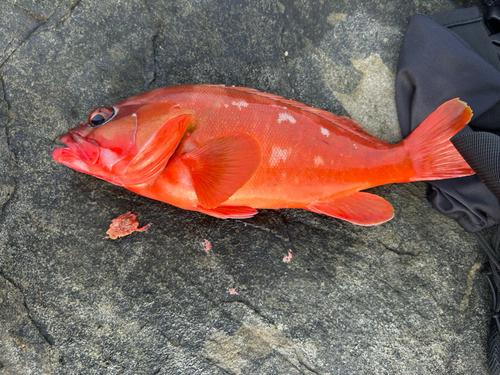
[53,85,474,225]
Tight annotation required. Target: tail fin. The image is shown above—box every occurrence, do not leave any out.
[403,98,475,181]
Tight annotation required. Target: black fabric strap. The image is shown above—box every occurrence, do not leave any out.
[453,132,500,198]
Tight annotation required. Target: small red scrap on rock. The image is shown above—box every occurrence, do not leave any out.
[201,239,211,253]
[229,288,239,295]
[104,211,151,239]
[283,250,292,263]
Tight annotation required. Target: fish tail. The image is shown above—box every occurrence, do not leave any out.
[403,98,475,181]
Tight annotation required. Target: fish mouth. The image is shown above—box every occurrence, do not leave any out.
[56,132,78,152]
[52,131,100,167]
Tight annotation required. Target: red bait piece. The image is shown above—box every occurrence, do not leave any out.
[104,211,151,239]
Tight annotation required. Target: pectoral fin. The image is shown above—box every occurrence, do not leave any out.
[307,192,394,225]
[182,134,261,209]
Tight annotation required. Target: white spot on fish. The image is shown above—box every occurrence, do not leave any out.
[277,112,296,124]
[271,105,288,110]
[231,101,248,110]
[321,127,330,137]
[270,147,291,166]
[314,156,324,166]
[224,104,229,108]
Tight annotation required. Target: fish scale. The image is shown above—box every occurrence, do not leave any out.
[162,87,376,191]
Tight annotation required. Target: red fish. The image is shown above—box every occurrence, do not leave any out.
[52,85,474,225]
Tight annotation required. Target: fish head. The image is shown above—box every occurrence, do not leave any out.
[53,97,196,186]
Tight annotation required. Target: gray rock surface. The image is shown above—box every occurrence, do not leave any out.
[0,0,491,374]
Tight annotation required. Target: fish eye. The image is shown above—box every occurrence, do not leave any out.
[88,107,115,128]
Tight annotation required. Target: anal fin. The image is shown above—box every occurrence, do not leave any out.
[195,205,258,219]
[307,192,394,225]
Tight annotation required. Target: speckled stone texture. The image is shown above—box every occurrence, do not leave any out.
[0,0,491,374]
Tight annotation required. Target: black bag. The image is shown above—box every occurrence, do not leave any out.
[396,6,500,373]
[396,7,500,233]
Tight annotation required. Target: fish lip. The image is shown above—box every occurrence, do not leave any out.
[52,132,80,165]
[58,132,72,146]
[57,132,79,154]
[55,120,93,147]
[54,131,100,165]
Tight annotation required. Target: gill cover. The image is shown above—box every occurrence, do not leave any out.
[111,101,196,186]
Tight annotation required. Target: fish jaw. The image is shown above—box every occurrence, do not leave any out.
[53,134,124,183]
[52,144,93,175]
[53,124,112,177]
[60,132,100,164]
[53,128,134,184]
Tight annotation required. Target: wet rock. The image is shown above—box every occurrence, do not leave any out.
[0,275,60,374]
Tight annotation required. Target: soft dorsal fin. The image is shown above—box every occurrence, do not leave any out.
[306,192,394,225]
[181,133,261,209]
[200,84,391,147]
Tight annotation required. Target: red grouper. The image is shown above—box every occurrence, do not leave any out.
[52,85,475,225]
